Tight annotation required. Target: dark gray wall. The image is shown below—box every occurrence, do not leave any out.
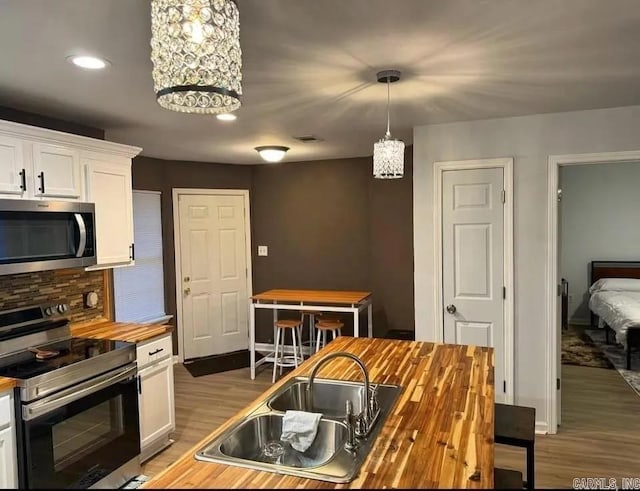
[0,106,104,139]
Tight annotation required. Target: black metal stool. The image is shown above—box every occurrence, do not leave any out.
[495,403,535,490]
[495,468,524,489]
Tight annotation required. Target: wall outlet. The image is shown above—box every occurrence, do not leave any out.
[258,245,268,257]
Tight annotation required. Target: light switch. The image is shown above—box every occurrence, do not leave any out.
[258,245,268,256]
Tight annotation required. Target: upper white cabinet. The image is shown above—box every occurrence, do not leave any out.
[0,135,26,197]
[32,143,81,198]
[0,119,141,270]
[84,158,134,268]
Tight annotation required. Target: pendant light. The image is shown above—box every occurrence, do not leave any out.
[373,70,404,179]
[150,0,242,114]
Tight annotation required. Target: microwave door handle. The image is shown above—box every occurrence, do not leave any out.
[74,213,87,258]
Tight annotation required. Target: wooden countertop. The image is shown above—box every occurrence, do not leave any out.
[144,337,495,489]
[71,320,172,343]
[251,289,372,305]
[0,377,16,393]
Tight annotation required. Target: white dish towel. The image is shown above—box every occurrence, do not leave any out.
[280,410,323,452]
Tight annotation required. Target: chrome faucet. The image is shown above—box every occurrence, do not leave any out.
[306,352,380,441]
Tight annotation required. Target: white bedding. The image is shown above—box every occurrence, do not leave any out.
[589,290,640,345]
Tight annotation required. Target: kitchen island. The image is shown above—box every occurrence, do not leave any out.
[143,337,495,489]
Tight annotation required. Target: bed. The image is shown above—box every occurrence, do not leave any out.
[588,261,640,370]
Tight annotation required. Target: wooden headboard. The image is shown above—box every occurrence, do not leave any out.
[590,261,640,285]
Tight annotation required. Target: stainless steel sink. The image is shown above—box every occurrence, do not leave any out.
[195,376,402,483]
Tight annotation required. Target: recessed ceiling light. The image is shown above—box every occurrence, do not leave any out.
[255,146,289,163]
[216,113,237,121]
[67,55,110,70]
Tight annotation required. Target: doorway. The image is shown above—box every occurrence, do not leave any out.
[173,189,252,361]
[547,150,640,434]
[434,158,514,404]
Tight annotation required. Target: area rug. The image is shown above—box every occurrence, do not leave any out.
[184,350,263,377]
[561,326,614,369]
[585,328,640,397]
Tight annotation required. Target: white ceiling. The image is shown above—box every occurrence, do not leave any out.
[1,0,640,164]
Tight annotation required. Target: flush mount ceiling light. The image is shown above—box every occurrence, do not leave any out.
[255,146,289,163]
[216,112,237,121]
[67,55,110,70]
[150,0,243,114]
[373,69,404,179]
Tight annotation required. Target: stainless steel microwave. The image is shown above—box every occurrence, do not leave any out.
[0,199,96,275]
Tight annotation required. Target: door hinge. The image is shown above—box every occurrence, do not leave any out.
[557,378,560,390]
[501,189,506,204]
[503,380,506,393]
[502,286,506,299]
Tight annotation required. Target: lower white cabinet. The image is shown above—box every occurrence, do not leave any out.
[137,334,175,462]
[0,391,17,489]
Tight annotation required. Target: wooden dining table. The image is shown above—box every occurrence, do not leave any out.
[248,289,373,379]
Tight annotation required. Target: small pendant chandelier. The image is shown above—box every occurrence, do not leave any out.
[150,0,242,114]
[373,70,404,179]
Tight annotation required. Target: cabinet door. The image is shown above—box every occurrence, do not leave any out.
[32,143,81,198]
[0,426,17,489]
[0,136,26,197]
[138,357,175,450]
[85,160,134,267]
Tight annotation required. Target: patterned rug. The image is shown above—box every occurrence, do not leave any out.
[584,328,640,397]
[561,326,614,369]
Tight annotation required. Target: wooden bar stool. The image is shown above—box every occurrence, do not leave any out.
[272,318,304,383]
[495,403,535,490]
[315,319,343,353]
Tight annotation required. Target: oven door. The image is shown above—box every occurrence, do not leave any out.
[20,364,140,489]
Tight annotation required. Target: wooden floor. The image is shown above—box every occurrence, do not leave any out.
[143,362,640,488]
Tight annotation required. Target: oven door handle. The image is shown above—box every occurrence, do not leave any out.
[74,213,87,258]
[23,364,137,421]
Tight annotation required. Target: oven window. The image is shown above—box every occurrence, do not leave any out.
[52,397,125,471]
[0,211,78,263]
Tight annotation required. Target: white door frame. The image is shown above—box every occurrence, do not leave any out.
[172,188,253,363]
[546,150,640,434]
[434,157,514,403]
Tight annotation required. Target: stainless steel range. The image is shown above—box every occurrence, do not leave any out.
[0,303,141,489]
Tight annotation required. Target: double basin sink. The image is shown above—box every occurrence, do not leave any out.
[195,376,401,483]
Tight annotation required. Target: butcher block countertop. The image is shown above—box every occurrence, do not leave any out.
[144,337,495,489]
[0,377,16,393]
[71,319,172,343]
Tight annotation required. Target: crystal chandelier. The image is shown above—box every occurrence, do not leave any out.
[373,70,404,179]
[150,0,242,114]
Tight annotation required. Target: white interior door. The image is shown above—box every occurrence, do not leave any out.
[442,167,506,402]
[178,193,249,359]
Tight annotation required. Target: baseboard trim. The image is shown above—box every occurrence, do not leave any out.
[569,318,590,326]
[535,421,549,434]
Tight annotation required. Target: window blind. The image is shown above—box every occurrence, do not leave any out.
[114,190,167,323]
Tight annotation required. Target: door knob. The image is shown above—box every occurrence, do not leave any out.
[446,304,457,314]
[184,276,190,282]
[184,288,191,295]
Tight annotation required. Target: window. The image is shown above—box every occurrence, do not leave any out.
[114,190,168,323]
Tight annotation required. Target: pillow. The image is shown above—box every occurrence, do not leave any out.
[589,278,640,294]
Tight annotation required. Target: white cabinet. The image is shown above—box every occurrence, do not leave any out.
[137,334,175,462]
[32,143,81,198]
[84,159,134,269]
[0,392,17,489]
[0,136,26,198]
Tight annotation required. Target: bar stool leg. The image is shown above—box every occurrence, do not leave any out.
[292,328,299,368]
[297,325,304,361]
[272,327,281,383]
[316,328,322,353]
[323,330,327,349]
[337,328,342,337]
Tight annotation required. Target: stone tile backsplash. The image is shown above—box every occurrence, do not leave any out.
[0,269,105,324]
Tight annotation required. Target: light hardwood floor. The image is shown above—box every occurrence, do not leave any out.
[143,363,640,488]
